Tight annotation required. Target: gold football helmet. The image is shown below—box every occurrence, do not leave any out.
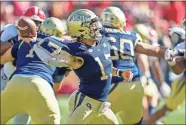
[100,6,126,30]
[66,9,102,42]
[133,24,150,41]
[39,17,64,38]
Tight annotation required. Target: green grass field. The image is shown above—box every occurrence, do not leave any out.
[8,95,185,124]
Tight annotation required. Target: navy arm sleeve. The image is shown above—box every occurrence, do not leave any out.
[53,67,72,83]
[11,41,21,58]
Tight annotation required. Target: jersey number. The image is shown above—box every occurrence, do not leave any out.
[26,38,44,58]
[26,38,61,58]
[95,54,111,80]
[109,37,134,60]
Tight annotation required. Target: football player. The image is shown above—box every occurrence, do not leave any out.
[0,17,65,124]
[21,9,133,124]
[167,21,186,74]
[133,24,170,123]
[146,27,185,124]
[91,6,179,124]
[0,6,46,124]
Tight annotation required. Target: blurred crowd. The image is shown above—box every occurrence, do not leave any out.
[1,1,185,94]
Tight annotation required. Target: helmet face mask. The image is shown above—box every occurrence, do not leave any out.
[169,27,185,46]
[89,17,103,42]
[170,33,179,45]
[67,9,103,43]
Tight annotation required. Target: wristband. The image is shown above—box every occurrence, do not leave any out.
[116,69,123,78]
[144,71,151,78]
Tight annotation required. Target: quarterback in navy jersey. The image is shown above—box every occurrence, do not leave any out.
[91,6,181,124]
[0,17,65,124]
[24,9,133,124]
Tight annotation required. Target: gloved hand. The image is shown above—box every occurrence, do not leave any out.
[117,69,133,82]
[164,49,180,62]
[159,81,171,97]
[141,75,159,97]
[165,49,185,66]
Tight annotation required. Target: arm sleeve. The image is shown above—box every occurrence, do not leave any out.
[53,67,71,83]
[11,41,21,58]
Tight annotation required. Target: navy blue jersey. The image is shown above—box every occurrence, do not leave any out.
[43,37,112,101]
[10,33,57,86]
[53,67,71,83]
[104,27,141,83]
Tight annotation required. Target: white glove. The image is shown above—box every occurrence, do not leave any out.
[164,49,177,61]
[165,49,181,66]
[159,82,171,97]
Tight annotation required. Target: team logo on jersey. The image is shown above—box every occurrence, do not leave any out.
[86,103,92,110]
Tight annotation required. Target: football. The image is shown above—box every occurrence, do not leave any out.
[17,17,37,38]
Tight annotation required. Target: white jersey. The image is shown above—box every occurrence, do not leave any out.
[175,41,185,50]
[1,24,18,78]
[1,24,18,42]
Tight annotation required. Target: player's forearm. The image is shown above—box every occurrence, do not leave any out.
[112,67,124,77]
[169,58,186,75]
[53,83,63,93]
[151,59,165,84]
[137,54,151,77]
[136,42,167,59]
[0,42,12,56]
[146,105,168,124]
[0,47,14,65]
[53,70,71,93]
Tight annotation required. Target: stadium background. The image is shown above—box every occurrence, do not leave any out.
[1,1,185,124]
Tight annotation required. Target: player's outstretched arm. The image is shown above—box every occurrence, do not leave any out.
[145,105,169,125]
[135,42,167,59]
[0,47,14,65]
[168,57,186,75]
